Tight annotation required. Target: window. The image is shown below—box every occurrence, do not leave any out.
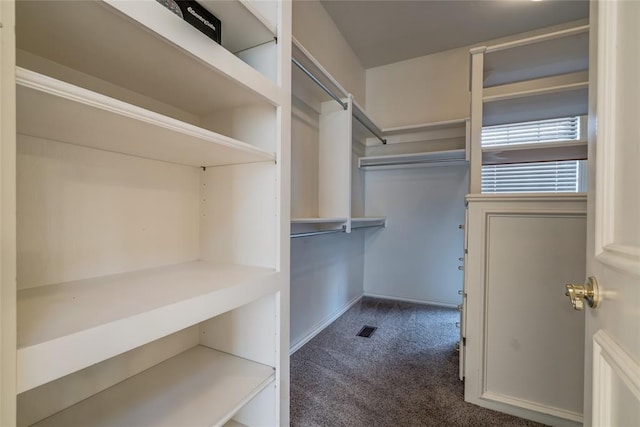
[482,116,580,147]
[481,117,586,193]
[482,160,585,193]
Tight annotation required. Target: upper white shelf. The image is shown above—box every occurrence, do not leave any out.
[16,0,281,112]
[482,82,588,126]
[382,118,468,135]
[31,346,274,427]
[17,261,279,393]
[352,100,385,144]
[199,0,277,54]
[371,118,468,146]
[17,69,275,167]
[482,25,589,88]
[482,140,588,165]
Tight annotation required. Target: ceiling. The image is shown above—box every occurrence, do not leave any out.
[320,0,589,69]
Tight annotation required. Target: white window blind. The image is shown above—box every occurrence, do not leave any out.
[481,117,584,193]
[482,161,583,193]
[482,116,580,147]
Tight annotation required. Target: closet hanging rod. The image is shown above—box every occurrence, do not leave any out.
[351,224,385,231]
[354,114,387,145]
[292,57,385,144]
[292,57,348,110]
[290,228,345,239]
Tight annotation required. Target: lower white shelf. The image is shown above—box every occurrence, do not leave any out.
[290,217,347,238]
[32,346,275,427]
[18,261,279,393]
[290,217,347,224]
[351,217,387,229]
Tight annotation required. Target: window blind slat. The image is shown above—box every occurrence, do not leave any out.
[482,116,580,147]
[481,117,583,193]
[481,160,580,193]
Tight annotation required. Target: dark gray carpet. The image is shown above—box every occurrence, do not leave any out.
[290,297,546,427]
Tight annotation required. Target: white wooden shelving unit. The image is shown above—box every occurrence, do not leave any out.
[290,39,473,237]
[3,0,291,426]
[290,38,386,237]
[468,23,589,193]
[463,23,591,425]
[358,118,470,170]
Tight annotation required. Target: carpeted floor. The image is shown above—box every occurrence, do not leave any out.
[290,297,546,427]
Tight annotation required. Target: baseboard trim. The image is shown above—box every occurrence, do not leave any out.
[468,392,583,427]
[289,294,363,355]
[363,292,458,308]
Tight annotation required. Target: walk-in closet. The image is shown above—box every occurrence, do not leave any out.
[2,1,639,426]
[289,1,595,426]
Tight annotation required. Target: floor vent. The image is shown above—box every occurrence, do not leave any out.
[357,325,377,338]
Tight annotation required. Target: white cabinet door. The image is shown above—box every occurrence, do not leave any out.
[581,1,640,425]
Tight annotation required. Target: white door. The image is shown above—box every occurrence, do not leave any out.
[0,0,17,425]
[576,1,640,425]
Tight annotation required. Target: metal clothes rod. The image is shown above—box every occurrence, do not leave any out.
[292,57,386,145]
[351,223,385,231]
[353,114,387,145]
[292,58,347,110]
[290,229,345,239]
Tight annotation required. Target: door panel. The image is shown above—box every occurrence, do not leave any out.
[584,1,640,425]
[464,195,587,427]
[485,214,585,417]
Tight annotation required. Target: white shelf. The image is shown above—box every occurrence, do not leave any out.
[351,217,387,229]
[291,217,347,225]
[32,346,274,427]
[199,0,276,54]
[17,68,275,167]
[381,118,469,136]
[482,82,588,127]
[360,149,468,170]
[17,262,278,393]
[290,218,347,238]
[483,25,589,87]
[483,140,588,165]
[370,118,468,147]
[352,100,385,143]
[16,0,281,113]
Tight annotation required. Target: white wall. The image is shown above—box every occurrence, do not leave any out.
[363,165,468,306]
[362,29,471,306]
[365,19,588,128]
[290,232,364,351]
[293,0,366,103]
[366,47,470,128]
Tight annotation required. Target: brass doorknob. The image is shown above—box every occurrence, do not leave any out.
[565,276,600,310]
